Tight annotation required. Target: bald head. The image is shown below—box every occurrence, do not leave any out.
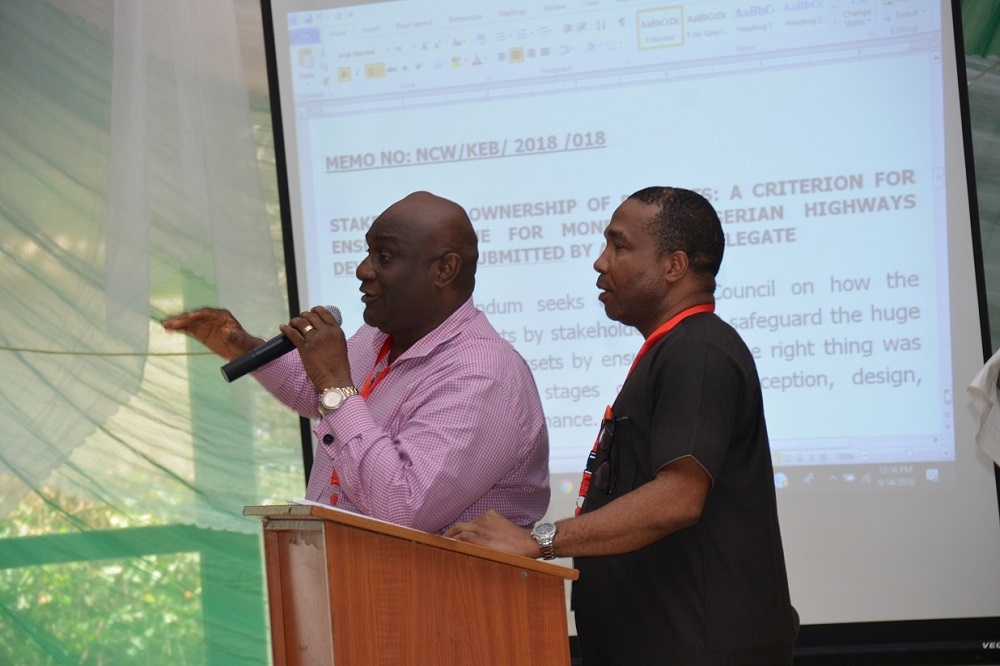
[378,191,479,297]
[357,192,481,351]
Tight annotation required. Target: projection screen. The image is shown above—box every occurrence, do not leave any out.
[260,0,1000,657]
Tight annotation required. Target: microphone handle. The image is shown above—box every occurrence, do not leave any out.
[220,336,295,383]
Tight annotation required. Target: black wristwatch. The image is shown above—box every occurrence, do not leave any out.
[531,522,558,560]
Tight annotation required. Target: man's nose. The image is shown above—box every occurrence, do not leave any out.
[356,254,375,281]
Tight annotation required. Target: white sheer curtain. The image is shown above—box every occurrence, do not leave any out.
[107,0,283,326]
[0,0,289,529]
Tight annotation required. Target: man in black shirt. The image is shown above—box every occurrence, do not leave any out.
[447,186,798,664]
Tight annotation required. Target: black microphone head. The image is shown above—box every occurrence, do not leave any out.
[323,305,343,326]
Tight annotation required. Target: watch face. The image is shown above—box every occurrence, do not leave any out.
[533,523,556,540]
[321,390,343,410]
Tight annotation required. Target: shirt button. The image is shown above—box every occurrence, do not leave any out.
[322,434,334,445]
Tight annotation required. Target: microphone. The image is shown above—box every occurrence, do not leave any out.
[220,305,343,383]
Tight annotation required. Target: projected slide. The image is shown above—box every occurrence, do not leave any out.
[276,0,951,485]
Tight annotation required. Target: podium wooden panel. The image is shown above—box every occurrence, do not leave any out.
[244,504,578,666]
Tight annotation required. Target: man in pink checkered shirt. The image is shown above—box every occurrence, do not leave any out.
[164,191,550,534]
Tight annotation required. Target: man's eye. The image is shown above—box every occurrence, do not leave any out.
[366,248,392,264]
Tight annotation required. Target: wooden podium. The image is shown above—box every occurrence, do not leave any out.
[244,504,578,665]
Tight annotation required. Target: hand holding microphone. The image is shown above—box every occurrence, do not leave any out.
[220,305,343,382]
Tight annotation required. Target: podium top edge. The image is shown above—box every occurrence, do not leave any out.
[243,504,315,518]
[243,504,579,580]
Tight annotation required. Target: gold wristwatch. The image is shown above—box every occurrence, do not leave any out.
[319,386,359,415]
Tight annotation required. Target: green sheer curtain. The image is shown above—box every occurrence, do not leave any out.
[2,1,1000,664]
[965,1,1000,346]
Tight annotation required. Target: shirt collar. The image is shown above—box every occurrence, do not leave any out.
[367,297,477,362]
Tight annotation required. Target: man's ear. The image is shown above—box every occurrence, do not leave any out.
[434,252,462,287]
[662,250,690,285]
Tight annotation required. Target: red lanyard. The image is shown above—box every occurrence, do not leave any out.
[360,336,393,400]
[625,303,715,379]
[575,303,715,513]
[329,336,393,497]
